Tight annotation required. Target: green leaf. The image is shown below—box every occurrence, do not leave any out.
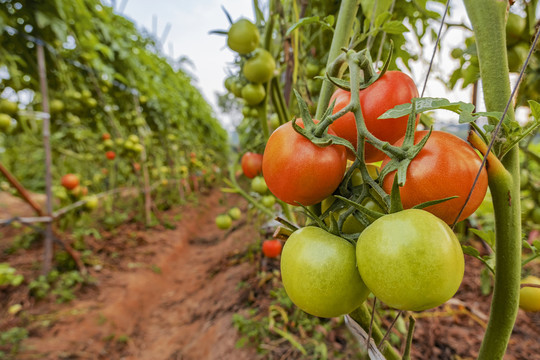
[382,21,409,34]
[375,12,392,28]
[462,245,481,258]
[272,327,307,355]
[529,100,540,119]
[286,16,334,36]
[470,228,496,249]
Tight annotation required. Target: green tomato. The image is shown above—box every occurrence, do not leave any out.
[305,62,320,78]
[243,48,276,84]
[215,214,232,230]
[520,275,540,312]
[356,209,464,311]
[0,100,18,115]
[261,195,276,208]
[321,196,382,234]
[241,83,266,106]
[228,207,242,220]
[84,196,99,210]
[507,43,529,73]
[227,19,260,54]
[0,113,12,131]
[251,176,268,194]
[281,226,370,318]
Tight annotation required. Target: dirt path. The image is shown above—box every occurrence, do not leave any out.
[17,190,259,360]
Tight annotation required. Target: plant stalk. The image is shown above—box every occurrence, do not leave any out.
[315,0,360,120]
[462,1,522,359]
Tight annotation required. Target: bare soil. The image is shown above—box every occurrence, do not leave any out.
[1,188,539,360]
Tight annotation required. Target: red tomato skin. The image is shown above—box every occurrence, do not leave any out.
[381,130,488,224]
[262,119,347,206]
[106,151,116,160]
[61,174,79,190]
[241,152,263,179]
[329,71,419,162]
[262,239,282,258]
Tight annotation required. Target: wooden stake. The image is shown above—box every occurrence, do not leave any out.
[37,42,54,274]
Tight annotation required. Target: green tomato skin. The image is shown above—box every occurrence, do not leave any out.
[227,19,260,54]
[281,227,370,318]
[356,209,464,312]
[241,83,266,106]
[243,48,276,84]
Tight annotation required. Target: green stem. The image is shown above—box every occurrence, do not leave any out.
[314,0,360,120]
[463,1,522,359]
[349,304,401,360]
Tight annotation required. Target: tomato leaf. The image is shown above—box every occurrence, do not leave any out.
[335,195,385,220]
[470,228,496,249]
[382,20,409,35]
[285,16,334,36]
[411,196,458,210]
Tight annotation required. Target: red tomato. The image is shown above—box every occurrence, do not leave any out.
[102,133,111,141]
[61,174,79,190]
[106,151,116,160]
[329,71,419,162]
[381,130,488,224]
[262,239,282,258]
[262,119,347,206]
[241,152,263,179]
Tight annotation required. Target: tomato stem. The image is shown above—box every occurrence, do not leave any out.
[463,1,522,359]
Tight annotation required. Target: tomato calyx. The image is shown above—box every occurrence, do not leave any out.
[290,89,357,155]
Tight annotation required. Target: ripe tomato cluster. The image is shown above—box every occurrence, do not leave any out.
[258,69,489,318]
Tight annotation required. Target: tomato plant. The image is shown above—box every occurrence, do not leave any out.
[241,152,263,179]
[60,174,79,190]
[262,239,282,258]
[227,18,260,54]
[356,209,465,311]
[329,71,419,162]
[262,119,347,206]
[281,226,370,318]
[381,130,488,224]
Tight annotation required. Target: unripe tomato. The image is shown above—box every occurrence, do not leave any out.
[281,226,370,318]
[262,239,282,258]
[251,176,268,194]
[241,83,266,106]
[61,174,79,190]
[84,196,99,210]
[261,195,276,208]
[241,152,263,179]
[0,100,18,115]
[329,71,419,162]
[321,196,383,234]
[215,214,232,230]
[381,130,488,224]
[128,134,139,143]
[262,119,347,206]
[243,48,276,84]
[50,99,65,113]
[356,209,464,311]
[106,151,116,160]
[227,19,260,54]
[519,275,540,312]
[228,207,241,220]
[0,113,12,131]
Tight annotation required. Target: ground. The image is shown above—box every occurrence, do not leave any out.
[1,188,539,360]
